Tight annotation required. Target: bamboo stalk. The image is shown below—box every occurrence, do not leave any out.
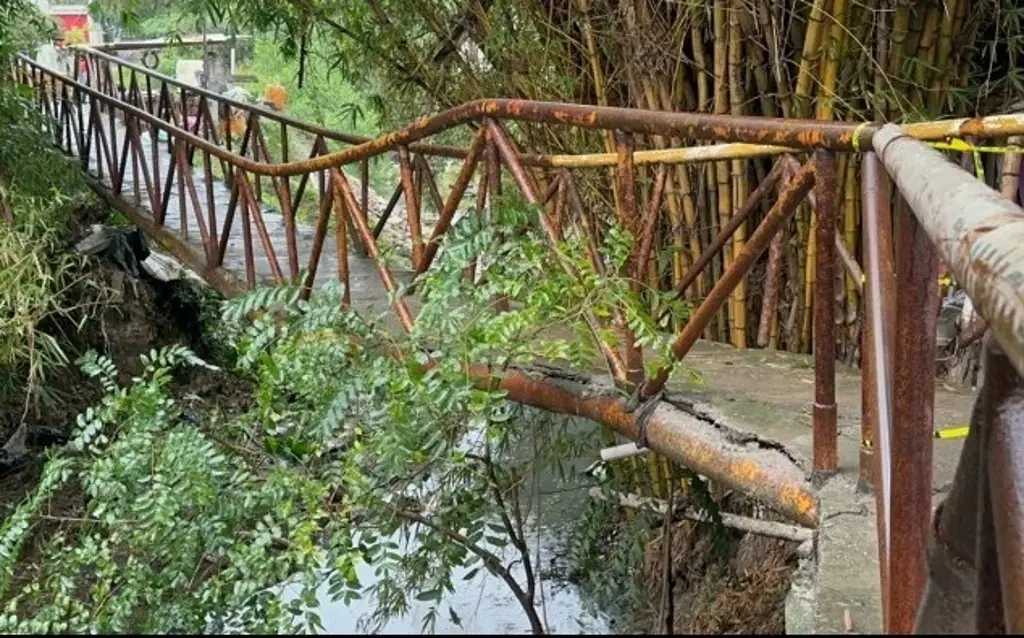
[928,0,959,114]
[728,0,748,347]
[1000,136,1023,201]
[913,6,941,112]
[713,1,734,342]
[793,0,829,118]
[887,4,910,116]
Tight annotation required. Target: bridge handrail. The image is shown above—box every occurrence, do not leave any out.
[69,46,1024,156]
[21,52,793,173]
[21,52,1024,180]
[70,45,461,154]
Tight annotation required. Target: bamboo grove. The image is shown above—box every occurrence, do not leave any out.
[101,0,1024,361]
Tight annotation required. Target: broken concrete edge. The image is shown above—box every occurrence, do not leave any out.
[84,175,821,529]
[785,548,818,634]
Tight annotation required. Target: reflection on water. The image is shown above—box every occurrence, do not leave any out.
[279,518,610,635]
[282,414,614,635]
[283,531,608,634]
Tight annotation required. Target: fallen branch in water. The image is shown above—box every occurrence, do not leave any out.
[588,487,814,544]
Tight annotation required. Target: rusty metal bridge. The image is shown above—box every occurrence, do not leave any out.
[10,47,1024,634]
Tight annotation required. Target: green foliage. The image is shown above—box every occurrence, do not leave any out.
[0,184,696,632]
[0,0,56,61]
[0,72,103,408]
[0,346,346,634]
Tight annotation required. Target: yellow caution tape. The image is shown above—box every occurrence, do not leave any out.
[930,138,1022,155]
[928,138,1024,182]
[934,425,969,440]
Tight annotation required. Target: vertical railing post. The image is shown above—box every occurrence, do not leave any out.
[812,150,838,475]
[861,151,895,629]
[614,131,645,388]
[914,339,1024,634]
[888,192,940,634]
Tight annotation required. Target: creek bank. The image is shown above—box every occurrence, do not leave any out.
[566,480,800,634]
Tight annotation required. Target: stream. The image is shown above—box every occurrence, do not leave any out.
[280,415,615,635]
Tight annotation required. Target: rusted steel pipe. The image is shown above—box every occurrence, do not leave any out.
[237,170,285,284]
[812,150,838,475]
[634,166,668,287]
[417,128,488,274]
[300,182,336,299]
[663,158,785,318]
[615,133,639,233]
[330,167,416,332]
[642,159,816,400]
[757,232,784,347]
[872,124,1024,378]
[469,364,819,528]
[986,350,1024,632]
[780,155,864,293]
[860,152,896,608]
[28,54,1024,181]
[561,170,608,277]
[613,132,645,387]
[373,182,404,240]
[331,178,352,307]
[70,48,467,158]
[889,194,941,635]
[397,147,426,269]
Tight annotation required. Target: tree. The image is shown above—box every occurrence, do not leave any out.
[0,183,684,632]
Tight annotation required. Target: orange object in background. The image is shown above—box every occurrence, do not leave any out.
[220,110,248,138]
[264,84,287,111]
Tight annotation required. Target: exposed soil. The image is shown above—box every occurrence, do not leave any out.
[617,492,799,635]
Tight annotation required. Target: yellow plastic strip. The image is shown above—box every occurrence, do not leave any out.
[934,425,970,440]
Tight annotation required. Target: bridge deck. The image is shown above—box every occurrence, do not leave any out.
[81,104,416,315]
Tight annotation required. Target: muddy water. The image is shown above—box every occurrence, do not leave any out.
[282,415,614,634]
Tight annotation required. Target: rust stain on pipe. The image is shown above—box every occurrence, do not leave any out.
[474,364,819,528]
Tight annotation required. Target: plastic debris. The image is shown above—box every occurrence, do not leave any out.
[75,224,183,282]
